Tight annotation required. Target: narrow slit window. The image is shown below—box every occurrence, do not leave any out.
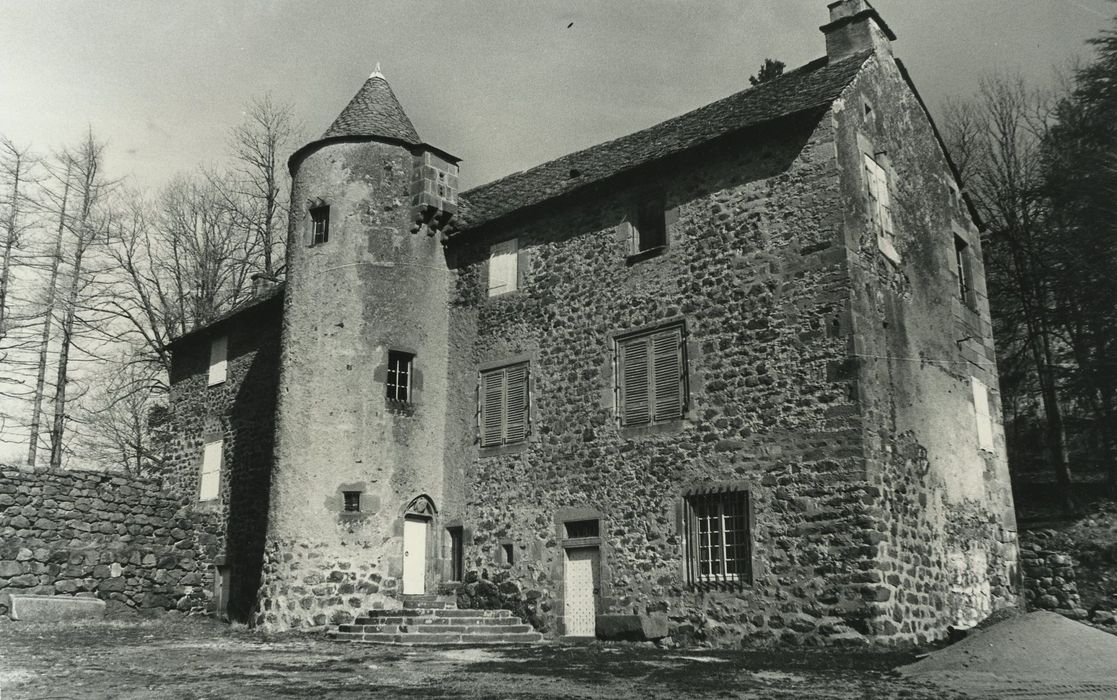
[501,542,515,565]
[448,526,464,582]
[309,205,329,246]
[386,351,414,402]
[954,235,974,307]
[972,377,995,453]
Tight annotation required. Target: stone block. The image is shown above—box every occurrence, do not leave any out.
[595,613,668,641]
[8,594,105,622]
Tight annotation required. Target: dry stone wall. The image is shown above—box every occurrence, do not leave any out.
[0,465,216,617]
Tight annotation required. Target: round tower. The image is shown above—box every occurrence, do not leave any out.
[258,69,460,628]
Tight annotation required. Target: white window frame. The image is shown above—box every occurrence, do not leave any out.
[972,377,995,453]
[208,335,228,386]
[487,239,518,297]
[199,438,223,501]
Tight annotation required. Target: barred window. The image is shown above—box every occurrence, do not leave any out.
[479,362,529,447]
[386,351,414,402]
[343,491,361,512]
[616,324,686,426]
[684,490,751,586]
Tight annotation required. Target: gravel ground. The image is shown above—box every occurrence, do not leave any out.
[0,618,958,699]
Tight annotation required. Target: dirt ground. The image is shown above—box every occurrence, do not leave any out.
[0,618,958,700]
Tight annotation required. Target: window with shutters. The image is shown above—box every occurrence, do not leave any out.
[488,239,518,297]
[199,438,223,502]
[207,335,227,386]
[478,362,530,447]
[863,154,898,262]
[972,376,995,453]
[684,489,752,586]
[309,205,329,246]
[615,324,687,426]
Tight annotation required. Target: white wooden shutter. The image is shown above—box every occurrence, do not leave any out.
[972,377,995,452]
[208,335,228,386]
[619,337,651,425]
[488,239,518,296]
[480,370,505,446]
[504,364,529,443]
[652,327,684,420]
[199,439,223,501]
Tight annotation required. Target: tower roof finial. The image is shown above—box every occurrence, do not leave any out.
[370,63,383,79]
[320,66,420,144]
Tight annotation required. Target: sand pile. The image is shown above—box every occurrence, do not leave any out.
[899,611,1117,698]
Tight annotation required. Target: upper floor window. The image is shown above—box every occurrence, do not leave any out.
[479,362,529,447]
[972,377,995,453]
[488,239,518,296]
[309,205,330,246]
[207,335,227,386]
[343,491,362,512]
[863,154,897,261]
[633,197,667,254]
[386,351,414,402]
[615,324,686,426]
[954,235,975,308]
[684,489,752,586]
[199,438,223,502]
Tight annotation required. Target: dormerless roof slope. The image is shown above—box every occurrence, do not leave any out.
[322,73,421,145]
[455,51,871,232]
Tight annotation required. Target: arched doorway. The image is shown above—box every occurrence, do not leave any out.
[402,495,436,594]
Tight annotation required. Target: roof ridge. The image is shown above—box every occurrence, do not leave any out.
[456,51,871,230]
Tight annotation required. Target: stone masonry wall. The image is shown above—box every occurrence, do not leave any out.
[835,53,1019,645]
[446,113,879,646]
[1018,538,1085,618]
[0,466,212,617]
[166,291,282,622]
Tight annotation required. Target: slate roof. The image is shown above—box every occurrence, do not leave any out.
[455,51,871,232]
[321,75,421,144]
[163,283,284,351]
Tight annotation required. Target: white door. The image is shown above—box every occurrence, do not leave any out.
[564,547,599,636]
[402,518,427,594]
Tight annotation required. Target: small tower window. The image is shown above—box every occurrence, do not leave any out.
[501,542,515,566]
[309,205,330,246]
[954,235,975,308]
[343,491,362,512]
[386,351,414,402]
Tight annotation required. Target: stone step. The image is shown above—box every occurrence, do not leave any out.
[329,630,545,645]
[401,596,456,610]
[339,623,534,635]
[352,620,522,629]
[360,608,512,620]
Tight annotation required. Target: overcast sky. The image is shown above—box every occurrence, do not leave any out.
[0,0,1112,192]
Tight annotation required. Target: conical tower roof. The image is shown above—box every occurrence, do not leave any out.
[321,68,421,144]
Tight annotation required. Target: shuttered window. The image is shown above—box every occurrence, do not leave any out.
[479,362,530,447]
[684,490,751,586]
[207,335,227,386]
[199,439,223,502]
[616,324,686,426]
[488,239,518,296]
[863,154,893,245]
[972,377,995,453]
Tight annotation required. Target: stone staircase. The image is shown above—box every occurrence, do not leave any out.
[328,594,544,645]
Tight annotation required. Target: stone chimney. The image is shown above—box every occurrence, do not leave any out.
[820,0,896,61]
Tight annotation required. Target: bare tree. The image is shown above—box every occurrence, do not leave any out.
[73,357,166,476]
[26,159,71,466]
[48,131,112,469]
[225,94,299,278]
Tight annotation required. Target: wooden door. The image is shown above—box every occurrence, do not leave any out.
[403,518,427,594]
[563,547,599,637]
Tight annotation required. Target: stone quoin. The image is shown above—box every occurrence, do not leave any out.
[163,0,1019,646]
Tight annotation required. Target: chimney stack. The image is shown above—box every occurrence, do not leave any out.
[820,0,896,62]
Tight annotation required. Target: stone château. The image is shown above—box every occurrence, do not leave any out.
[164,0,1019,646]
